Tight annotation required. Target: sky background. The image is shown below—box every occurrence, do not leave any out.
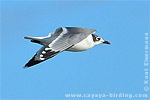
[1,0,149,100]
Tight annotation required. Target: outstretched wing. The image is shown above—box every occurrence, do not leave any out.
[24,27,96,68]
[24,46,61,68]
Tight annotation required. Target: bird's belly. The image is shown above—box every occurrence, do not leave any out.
[66,36,94,52]
[66,45,91,52]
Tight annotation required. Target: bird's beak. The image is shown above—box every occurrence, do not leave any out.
[103,41,111,45]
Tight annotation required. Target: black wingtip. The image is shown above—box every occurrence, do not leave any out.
[23,66,28,69]
[24,54,44,68]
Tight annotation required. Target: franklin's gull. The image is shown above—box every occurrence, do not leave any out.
[24,27,110,68]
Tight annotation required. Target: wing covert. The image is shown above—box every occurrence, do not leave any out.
[49,27,96,51]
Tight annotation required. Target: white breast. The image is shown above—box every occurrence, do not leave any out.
[66,35,95,52]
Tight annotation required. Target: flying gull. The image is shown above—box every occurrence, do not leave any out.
[24,27,110,68]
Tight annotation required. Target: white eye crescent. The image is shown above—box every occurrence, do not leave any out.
[96,37,101,41]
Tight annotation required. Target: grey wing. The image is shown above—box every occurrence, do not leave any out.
[24,27,96,68]
[49,27,96,51]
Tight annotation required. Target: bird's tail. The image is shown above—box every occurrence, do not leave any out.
[24,33,54,45]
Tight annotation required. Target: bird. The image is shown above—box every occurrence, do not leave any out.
[24,27,110,68]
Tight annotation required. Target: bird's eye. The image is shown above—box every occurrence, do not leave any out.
[96,37,101,41]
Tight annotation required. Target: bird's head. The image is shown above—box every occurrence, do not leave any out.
[92,34,111,45]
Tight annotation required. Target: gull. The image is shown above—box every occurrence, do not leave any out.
[24,27,110,68]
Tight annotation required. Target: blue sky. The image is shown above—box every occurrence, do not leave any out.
[1,0,149,100]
